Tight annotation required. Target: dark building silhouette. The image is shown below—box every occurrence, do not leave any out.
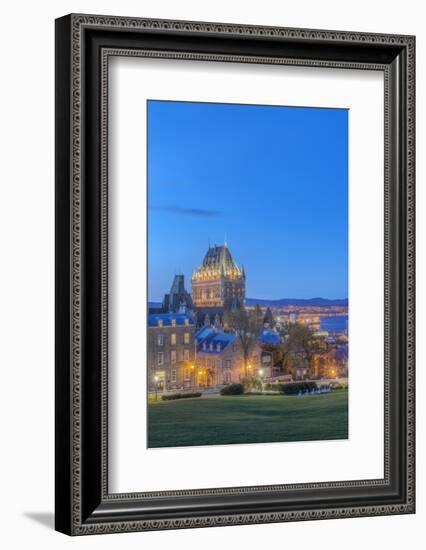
[161,274,193,313]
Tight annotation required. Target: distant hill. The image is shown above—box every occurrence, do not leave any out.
[245,297,348,307]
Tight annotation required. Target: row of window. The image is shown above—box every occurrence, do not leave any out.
[202,341,222,352]
[198,358,232,369]
[157,332,190,346]
[159,368,232,385]
[157,349,190,365]
[156,318,191,328]
[157,354,236,369]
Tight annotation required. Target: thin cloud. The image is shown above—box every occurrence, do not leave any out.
[151,206,222,217]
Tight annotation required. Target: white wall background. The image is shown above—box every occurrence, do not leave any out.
[0,0,423,548]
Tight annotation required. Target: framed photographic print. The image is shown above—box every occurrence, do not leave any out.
[55,14,415,535]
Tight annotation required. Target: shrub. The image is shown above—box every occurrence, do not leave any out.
[280,381,318,395]
[220,383,244,396]
[329,382,348,390]
[264,383,282,392]
[242,376,263,393]
[161,392,202,401]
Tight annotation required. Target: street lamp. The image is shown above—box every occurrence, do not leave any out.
[259,369,264,393]
[154,375,159,401]
[191,364,195,388]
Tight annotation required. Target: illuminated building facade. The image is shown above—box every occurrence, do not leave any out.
[148,312,196,391]
[195,326,262,385]
[191,243,246,313]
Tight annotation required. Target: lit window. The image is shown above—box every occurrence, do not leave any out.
[171,333,177,345]
[171,369,177,382]
[157,352,164,365]
[157,319,163,328]
[171,319,176,327]
[157,334,164,346]
[184,349,189,361]
[184,332,190,344]
[184,318,189,326]
[171,350,177,364]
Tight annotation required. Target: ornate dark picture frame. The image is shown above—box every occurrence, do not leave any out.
[55,14,415,535]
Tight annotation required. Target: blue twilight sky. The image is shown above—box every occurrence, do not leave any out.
[147,100,348,302]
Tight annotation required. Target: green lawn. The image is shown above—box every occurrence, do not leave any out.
[147,391,348,448]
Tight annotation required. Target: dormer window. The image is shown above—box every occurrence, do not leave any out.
[157,320,163,328]
[203,342,207,350]
[216,343,221,352]
[209,343,214,351]
[171,319,176,327]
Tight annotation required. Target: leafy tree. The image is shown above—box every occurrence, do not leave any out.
[279,339,297,375]
[284,323,328,377]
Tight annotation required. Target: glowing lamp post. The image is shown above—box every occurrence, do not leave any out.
[154,375,159,401]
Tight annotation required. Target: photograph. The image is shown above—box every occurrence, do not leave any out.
[147,100,349,448]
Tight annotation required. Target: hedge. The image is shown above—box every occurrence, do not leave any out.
[220,383,244,396]
[280,381,318,395]
[161,392,202,401]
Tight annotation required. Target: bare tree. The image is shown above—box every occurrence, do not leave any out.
[224,308,262,377]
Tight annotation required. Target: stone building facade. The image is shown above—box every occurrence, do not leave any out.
[194,326,263,385]
[147,312,196,391]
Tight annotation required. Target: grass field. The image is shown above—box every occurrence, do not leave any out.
[147,391,348,448]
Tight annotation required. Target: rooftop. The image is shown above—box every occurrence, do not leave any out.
[259,328,281,346]
[195,326,237,354]
[193,243,244,278]
[148,312,195,327]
